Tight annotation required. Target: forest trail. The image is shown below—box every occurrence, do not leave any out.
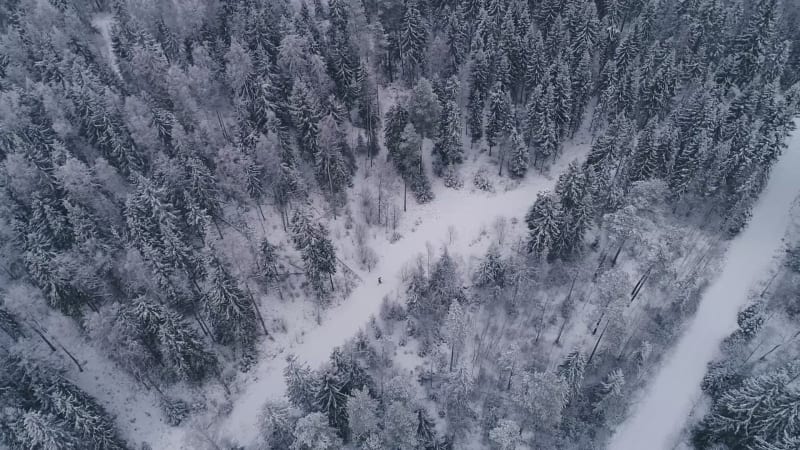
[208,142,591,447]
[608,119,800,450]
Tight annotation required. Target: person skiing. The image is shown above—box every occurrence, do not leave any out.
[378,277,382,284]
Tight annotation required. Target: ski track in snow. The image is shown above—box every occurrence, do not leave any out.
[148,142,590,448]
[608,119,800,450]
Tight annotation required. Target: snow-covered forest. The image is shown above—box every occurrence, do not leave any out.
[0,0,798,449]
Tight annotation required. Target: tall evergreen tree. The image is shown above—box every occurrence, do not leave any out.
[432,95,463,176]
[485,82,512,155]
[290,209,337,296]
[525,192,563,259]
[204,255,258,364]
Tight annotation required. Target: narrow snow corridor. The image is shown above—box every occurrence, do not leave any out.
[609,120,800,450]
[202,144,590,447]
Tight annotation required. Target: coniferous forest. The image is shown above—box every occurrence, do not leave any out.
[0,0,799,449]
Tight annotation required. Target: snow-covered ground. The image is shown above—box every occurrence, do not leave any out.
[142,140,588,448]
[608,119,800,450]
[219,151,588,446]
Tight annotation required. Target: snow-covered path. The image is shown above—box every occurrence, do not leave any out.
[201,143,589,447]
[608,120,800,450]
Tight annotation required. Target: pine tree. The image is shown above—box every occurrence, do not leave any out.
[1,354,127,450]
[669,130,709,202]
[291,81,323,160]
[383,401,418,450]
[485,82,512,154]
[570,49,593,134]
[346,388,379,441]
[384,104,410,158]
[125,175,201,283]
[432,97,463,176]
[551,55,574,139]
[525,192,563,259]
[729,0,780,86]
[407,78,441,139]
[444,301,468,371]
[513,370,568,430]
[156,307,218,382]
[474,245,507,288]
[507,127,530,178]
[290,209,337,295]
[315,370,349,438]
[285,356,320,413]
[553,162,594,258]
[260,400,297,449]
[628,119,666,183]
[204,255,258,363]
[524,28,546,94]
[0,304,24,341]
[316,115,355,198]
[399,0,427,84]
[466,88,485,147]
[15,410,79,450]
[557,350,587,400]
[696,370,800,448]
[594,368,627,425]
[445,6,469,72]
[528,85,560,168]
[397,124,433,204]
[292,412,342,450]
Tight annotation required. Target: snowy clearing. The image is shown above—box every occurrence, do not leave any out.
[608,119,800,450]
[144,141,590,449]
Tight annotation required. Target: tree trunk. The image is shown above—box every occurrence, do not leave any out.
[554,317,568,345]
[403,178,407,212]
[56,341,84,372]
[449,343,455,372]
[588,320,609,364]
[378,177,383,225]
[246,284,269,337]
[212,217,224,240]
[29,324,57,352]
[193,310,212,339]
[327,164,337,220]
[498,148,505,176]
[611,238,627,267]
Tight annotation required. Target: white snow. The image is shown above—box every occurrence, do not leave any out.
[608,119,800,450]
[154,142,589,448]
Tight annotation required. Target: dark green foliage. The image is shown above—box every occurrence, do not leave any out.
[204,255,258,364]
[0,354,127,450]
[290,209,337,297]
[694,370,800,449]
[526,192,563,259]
[285,356,319,413]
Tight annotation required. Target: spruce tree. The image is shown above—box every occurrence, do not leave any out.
[525,192,563,259]
[407,78,441,139]
[485,82,512,155]
[290,81,323,160]
[399,0,427,84]
[507,127,530,178]
[432,97,463,176]
[204,254,258,363]
[290,209,337,296]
